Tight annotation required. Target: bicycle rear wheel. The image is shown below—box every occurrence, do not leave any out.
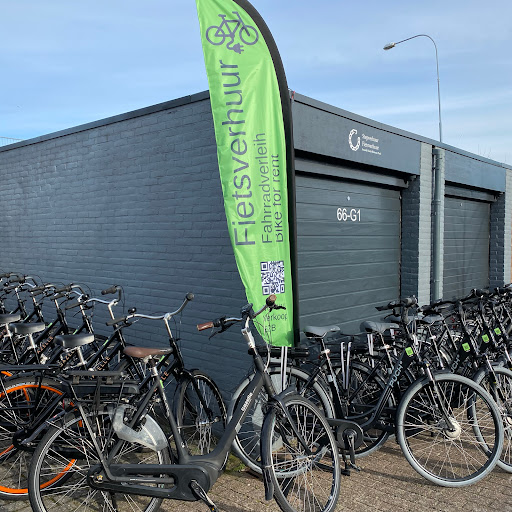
[261,395,341,512]
[28,409,169,512]
[228,367,333,473]
[175,370,226,456]
[397,372,503,487]
[337,360,393,457]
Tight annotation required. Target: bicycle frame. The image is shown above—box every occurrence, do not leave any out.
[84,312,311,501]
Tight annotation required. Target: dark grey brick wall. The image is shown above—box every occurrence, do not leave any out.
[400,143,433,305]
[490,169,512,287]
[0,96,251,395]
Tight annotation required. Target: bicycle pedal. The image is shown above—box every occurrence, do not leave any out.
[190,480,218,511]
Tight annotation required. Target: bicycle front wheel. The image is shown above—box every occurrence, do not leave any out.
[261,395,341,512]
[228,367,333,473]
[397,372,503,487]
[28,409,169,512]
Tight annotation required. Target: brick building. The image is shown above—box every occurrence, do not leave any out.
[0,91,510,392]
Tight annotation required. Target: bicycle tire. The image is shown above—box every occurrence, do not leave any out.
[396,372,503,487]
[175,370,227,456]
[261,394,341,512]
[228,366,334,473]
[473,364,512,472]
[0,376,64,500]
[28,408,169,512]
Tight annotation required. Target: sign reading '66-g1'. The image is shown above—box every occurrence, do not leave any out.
[337,208,361,222]
[195,0,297,347]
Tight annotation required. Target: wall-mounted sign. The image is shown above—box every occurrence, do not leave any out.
[349,128,381,156]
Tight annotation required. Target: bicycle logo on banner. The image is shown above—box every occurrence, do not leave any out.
[206,11,259,54]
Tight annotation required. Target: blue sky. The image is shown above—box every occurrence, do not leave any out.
[2,0,511,164]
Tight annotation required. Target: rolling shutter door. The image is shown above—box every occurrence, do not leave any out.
[443,196,490,299]
[296,174,401,333]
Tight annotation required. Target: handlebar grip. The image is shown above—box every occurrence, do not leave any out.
[102,285,118,295]
[376,300,398,311]
[106,316,127,326]
[266,295,277,307]
[186,292,194,301]
[0,273,12,278]
[197,321,214,331]
[402,297,417,307]
[54,285,72,294]
[32,289,45,297]
[65,301,81,310]
[8,276,25,284]
[31,285,46,292]
[52,292,68,300]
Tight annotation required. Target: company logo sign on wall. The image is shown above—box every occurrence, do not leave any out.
[348,128,381,156]
[348,129,360,151]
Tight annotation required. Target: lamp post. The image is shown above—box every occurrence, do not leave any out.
[383,34,442,143]
[384,35,444,300]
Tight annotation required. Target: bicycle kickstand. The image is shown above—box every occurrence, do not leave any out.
[342,429,362,476]
[190,480,218,512]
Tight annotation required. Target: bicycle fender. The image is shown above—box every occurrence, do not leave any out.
[271,385,298,403]
[262,464,274,501]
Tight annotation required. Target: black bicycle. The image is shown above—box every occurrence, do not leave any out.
[231,297,505,487]
[28,296,341,512]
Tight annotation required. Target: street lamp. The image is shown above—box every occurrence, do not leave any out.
[383,34,442,143]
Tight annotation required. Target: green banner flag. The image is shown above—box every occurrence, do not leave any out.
[195,0,297,346]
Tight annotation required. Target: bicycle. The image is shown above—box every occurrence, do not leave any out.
[417,289,512,473]
[28,296,341,512]
[231,297,505,487]
[0,289,223,499]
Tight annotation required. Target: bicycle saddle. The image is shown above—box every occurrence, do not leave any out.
[55,333,95,349]
[303,325,340,338]
[360,321,399,334]
[11,322,45,335]
[418,314,444,325]
[123,346,173,359]
[0,313,21,324]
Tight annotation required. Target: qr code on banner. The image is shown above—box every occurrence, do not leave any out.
[261,261,285,295]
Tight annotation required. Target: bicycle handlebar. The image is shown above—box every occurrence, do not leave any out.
[375,296,417,311]
[196,295,279,334]
[65,295,90,310]
[105,292,194,326]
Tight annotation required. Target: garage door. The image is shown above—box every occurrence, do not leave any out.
[296,174,402,333]
[443,196,490,299]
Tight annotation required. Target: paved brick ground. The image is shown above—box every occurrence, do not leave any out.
[2,441,512,512]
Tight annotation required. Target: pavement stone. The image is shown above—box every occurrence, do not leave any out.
[2,441,512,512]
